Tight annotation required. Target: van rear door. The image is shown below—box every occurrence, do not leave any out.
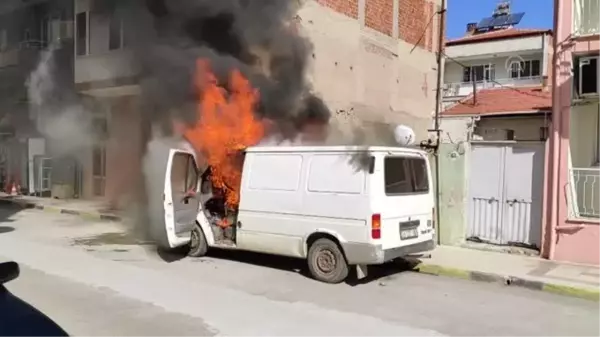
[162,149,200,248]
[377,153,434,249]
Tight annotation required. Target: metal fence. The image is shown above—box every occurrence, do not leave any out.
[569,167,600,219]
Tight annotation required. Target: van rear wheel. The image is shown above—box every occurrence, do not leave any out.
[307,238,349,284]
[188,223,208,258]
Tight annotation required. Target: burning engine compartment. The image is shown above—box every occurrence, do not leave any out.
[199,166,238,244]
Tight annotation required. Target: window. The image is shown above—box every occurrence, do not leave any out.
[92,116,108,141]
[579,56,598,96]
[41,17,49,47]
[574,0,600,36]
[384,156,429,195]
[170,153,197,193]
[109,14,123,50]
[248,154,302,191]
[509,60,541,79]
[92,145,106,197]
[307,155,366,194]
[462,64,495,83]
[76,12,88,56]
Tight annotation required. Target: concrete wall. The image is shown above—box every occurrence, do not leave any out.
[79,95,143,206]
[437,142,469,245]
[302,0,441,141]
[474,115,550,141]
[548,0,600,265]
[437,116,471,245]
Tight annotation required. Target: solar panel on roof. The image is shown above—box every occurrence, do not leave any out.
[507,12,525,26]
[490,15,508,27]
[477,17,494,29]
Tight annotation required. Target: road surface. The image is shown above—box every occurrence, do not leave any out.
[0,207,597,336]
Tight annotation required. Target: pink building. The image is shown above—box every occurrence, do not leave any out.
[546,0,599,265]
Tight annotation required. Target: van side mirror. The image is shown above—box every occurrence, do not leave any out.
[0,261,19,284]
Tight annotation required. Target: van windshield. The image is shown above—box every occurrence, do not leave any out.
[384,156,429,195]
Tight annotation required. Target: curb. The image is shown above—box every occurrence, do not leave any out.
[413,263,600,302]
[0,198,122,222]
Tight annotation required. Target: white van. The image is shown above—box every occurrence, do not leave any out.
[148,143,436,283]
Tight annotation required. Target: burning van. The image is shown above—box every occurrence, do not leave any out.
[146,141,436,284]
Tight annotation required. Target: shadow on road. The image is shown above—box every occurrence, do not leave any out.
[0,199,29,230]
[199,248,421,285]
[0,226,15,234]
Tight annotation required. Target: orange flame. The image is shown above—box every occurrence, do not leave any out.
[178,59,266,209]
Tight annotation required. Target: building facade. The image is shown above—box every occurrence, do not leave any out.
[299,0,443,142]
[0,0,75,197]
[547,0,599,265]
[71,0,444,208]
[436,3,553,253]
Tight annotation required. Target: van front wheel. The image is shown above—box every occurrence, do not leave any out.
[307,238,349,284]
[188,224,208,258]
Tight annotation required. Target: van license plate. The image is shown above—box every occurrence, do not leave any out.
[400,228,419,240]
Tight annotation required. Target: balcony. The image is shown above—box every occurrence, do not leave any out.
[573,0,600,36]
[443,76,543,98]
[569,167,600,219]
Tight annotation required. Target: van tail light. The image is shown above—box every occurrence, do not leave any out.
[431,207,436,228]
[371,214,381,239]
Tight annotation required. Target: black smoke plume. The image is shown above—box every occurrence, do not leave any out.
[94,0,330,139]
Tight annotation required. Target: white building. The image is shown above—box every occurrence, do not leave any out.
[436,4,554,253]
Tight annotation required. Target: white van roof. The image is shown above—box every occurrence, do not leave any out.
[245,145,428,155]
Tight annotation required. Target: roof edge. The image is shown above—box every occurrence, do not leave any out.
[446,29,553,46]
[441,109,552,117]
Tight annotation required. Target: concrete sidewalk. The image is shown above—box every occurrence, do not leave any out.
[414,245,600,301]
[0,193,121,222]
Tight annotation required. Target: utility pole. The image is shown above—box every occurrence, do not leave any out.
[433,0,446,245]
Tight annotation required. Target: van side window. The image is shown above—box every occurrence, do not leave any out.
[171,153,197,192]
[384,156,429,195]
[308,155,364,194]
[248,154,302,191]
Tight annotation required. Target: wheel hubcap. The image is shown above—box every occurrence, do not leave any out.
[316,250,336,273]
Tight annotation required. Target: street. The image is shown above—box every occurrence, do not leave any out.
[0,207,598,336]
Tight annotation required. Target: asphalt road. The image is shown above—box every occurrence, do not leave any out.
[4,264,215,336]
[0,207,598,336]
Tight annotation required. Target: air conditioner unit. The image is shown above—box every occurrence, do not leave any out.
[578,55,599,97]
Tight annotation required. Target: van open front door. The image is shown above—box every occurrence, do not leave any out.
[162,149,201,249]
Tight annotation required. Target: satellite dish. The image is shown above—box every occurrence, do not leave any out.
[393,124,416,146]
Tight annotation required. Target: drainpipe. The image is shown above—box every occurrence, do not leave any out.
[548,0,562,260]
[433,0,446,245]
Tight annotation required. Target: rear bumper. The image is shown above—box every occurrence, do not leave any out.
[342,239,435,265]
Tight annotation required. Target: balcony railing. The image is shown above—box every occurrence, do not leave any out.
[443,76,543,98]
[573,0,600,36]
[569,167,600,219]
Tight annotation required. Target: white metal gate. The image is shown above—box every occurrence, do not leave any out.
[467,142,545,249]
